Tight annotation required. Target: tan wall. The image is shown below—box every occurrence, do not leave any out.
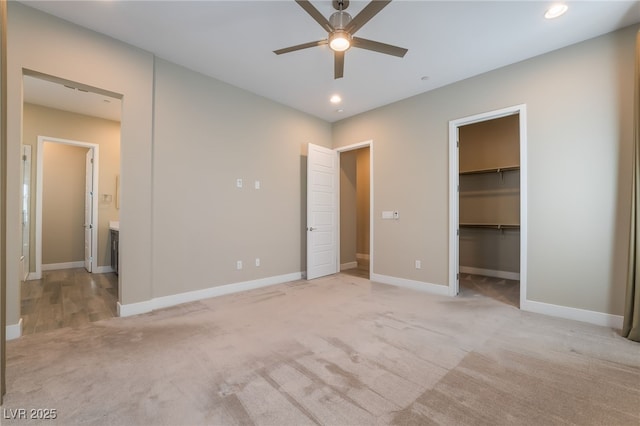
[151,59,331,298]
[7,2,154,325]
[340,150,357,264]
[41,143,86,264]
[356,148,370,256]
[22,103,121,269]
[332,25,638,315]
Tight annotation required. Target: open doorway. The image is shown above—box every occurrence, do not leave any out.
[340,146,370,279]
[449,105,527,308]
[20,73,121,334]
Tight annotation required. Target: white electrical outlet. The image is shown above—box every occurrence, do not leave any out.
[255,180,261,190]
[236,260,243,270]
[394,211,399,220]
[415,260,421,269]
[255,258,260,267]
[236,178,243,188]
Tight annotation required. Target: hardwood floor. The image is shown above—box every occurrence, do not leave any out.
[21,268,118,335]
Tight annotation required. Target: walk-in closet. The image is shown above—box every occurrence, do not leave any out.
[458,114,520,307]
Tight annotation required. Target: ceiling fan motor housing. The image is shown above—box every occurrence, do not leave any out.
[329,10,352,30]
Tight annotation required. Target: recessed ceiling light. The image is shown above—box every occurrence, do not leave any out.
[330,94,342,104]
[545,3,568,19]
[336,108,344,113]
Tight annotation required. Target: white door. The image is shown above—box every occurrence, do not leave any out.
[307,143,338,280]
[84,149,94,272]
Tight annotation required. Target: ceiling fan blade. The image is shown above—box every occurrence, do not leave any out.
[274,39,328,55]
[334,51,345,79]
[352,37,407,57]
[344,0,391,35]
[296,0,334,32]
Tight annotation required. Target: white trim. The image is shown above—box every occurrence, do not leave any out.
[371,273,450,297]
[118,272,303,318]
[94,265,115,274]
[340,261,358,271]
[42,261,84,271]
[459,266,520,281]
[448,104,528,303]
[336,140,374,280]
[6,318,23,340]
[26,272,41,281]
[356,253,370,261]
[36,136,100,278]
[522,300,623,329]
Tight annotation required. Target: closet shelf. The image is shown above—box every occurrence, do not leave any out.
[459,165,520,175]
[460,223,520,230]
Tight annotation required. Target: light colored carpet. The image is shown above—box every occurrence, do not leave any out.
[2,273,639,425]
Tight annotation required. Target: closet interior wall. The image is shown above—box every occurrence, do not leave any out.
[459,114,521,279]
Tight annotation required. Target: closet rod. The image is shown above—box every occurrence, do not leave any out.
[459,223,520,230]
[459,165,520,175]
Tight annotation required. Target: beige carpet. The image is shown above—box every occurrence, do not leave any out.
[2,273,639,425]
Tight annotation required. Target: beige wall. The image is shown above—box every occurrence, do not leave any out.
[356,148,370,256]
[340,151,357,264]
[7,2,154,325]
[333,25,638,315]
[22,103,121,269]
[41,143,86,264]
[151,59,331,298]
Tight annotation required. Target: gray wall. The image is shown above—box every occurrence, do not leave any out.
[332,25,637,315]
[151,59,331,298]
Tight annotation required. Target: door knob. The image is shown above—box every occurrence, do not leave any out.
[308,227,315,231]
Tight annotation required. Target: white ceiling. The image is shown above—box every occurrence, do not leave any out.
[19,0,640,123]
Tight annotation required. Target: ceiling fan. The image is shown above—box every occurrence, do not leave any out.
[274,0,408,79]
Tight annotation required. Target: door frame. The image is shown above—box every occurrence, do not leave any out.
[448,105,527,307]
[336,140,374,278]
[33,136,99,279]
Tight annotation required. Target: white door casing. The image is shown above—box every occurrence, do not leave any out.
[448,104,527,307]
[307,143,339,280]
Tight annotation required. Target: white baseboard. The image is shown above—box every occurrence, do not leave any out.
[42,261,84,271]
[118,272,303,318]
[94,266,115,274]
[26,271,41,281]
[371,273,450,297]
[356,253,370,261]
[340,261,358,271]
[6,318,23,340]
[460,266,520,281]
[522,299,623,329]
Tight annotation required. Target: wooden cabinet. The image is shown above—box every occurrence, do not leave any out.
[110,229,119,275]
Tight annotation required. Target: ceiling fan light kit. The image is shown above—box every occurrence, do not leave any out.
[274,0,407,79]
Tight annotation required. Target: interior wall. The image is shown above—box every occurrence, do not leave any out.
[7,2,154,326]
[41,143,86,265]
[356,147,370,257]
[332,24,638,316]
[340,150,357,265]
[151,59,332,298]
[23,103,120,269]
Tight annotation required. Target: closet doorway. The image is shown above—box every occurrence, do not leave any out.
[448,105,527,308]
[339,142,372,280]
